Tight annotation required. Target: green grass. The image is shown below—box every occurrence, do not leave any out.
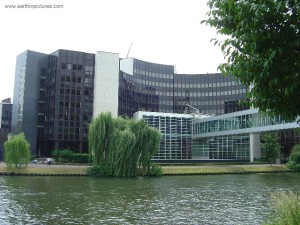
[0,165,88,175]
[161,164,291,174]
[0,163,292,175]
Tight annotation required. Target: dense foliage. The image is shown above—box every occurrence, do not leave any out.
[204,0,300,120]
[88,112,161,177]
[261,132,281,166]
[147,163,163,177]
[4,133,30,168]
[52,150,90,164]
[73,153,90,163]
[264,191,300,225]
[287,144,300,171]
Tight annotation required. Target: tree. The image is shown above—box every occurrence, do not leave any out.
[261,132,281,166]
[287,144,300,171]
[203,0,300,121]
[4,133,31,169]
[88,112,114,166]
[129,119,161,175]
[88,112,161,177]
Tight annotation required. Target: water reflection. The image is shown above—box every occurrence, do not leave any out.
[0,174,299,224]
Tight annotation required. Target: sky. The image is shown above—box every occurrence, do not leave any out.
[0,0,225,101]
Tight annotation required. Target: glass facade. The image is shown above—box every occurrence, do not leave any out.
[119,59,175,116]
[141,113,192,160]
[192,135,250,160]
[137,111,250,161]
[0,103,12,132]
[174,73,247,115]
[12,50,48,155]
[194,109,292,136]
[39,50,95,155]
[279,129,300,156]
[119,59,248,118]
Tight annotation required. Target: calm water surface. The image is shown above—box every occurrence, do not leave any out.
[0,173,300,225]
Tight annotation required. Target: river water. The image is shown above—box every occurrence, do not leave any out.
[0,173,299,225]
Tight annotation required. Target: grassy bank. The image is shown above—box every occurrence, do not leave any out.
[0,164,88,175]
[162,164,292,175]
[0,163,293,176]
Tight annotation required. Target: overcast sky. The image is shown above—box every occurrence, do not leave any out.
[0,0,225,101]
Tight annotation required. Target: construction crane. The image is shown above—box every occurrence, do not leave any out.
[126,43,133,58]
[184,104,200,114]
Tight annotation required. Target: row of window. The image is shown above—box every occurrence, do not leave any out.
[174,81,241,88]
[134,69,173,79]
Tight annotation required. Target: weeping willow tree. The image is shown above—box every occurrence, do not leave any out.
[88,112,114,166]
[113,129,136,177]
[4,133,31,169]
[130,119,161,175]
[88,112,161,177]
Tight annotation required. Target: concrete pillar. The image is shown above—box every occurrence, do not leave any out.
[93,51,120,118]
[250,132,261,162]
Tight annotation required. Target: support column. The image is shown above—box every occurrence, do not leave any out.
[250,132,261,162]
[93,51,120,118]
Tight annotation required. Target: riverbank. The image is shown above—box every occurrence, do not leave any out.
[0,162,294,176]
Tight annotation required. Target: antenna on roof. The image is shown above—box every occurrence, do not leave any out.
[126,43,133,58]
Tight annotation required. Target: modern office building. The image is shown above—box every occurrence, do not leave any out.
[12,48,250,159]
[12,50,95,156]
[135,109,298,163]
[0,98,13,161]
[0,98,12,132]
[11,50,48,156]
[118,58,247,117]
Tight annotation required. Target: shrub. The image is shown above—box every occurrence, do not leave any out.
[87,162,113,177]
[73,153,90,163]
[263,191,300,225]
[59,149,73,163]
[52,149,60,162]
[87,166,102,177]
[287,144,300,171]
[147,163,163,177]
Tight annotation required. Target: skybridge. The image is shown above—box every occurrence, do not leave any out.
[193,109,299,138]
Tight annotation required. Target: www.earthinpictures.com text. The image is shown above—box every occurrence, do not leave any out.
[4,4,64,9]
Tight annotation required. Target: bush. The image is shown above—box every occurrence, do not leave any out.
[263,191,300,225]
[147,163,163,177]
[87,162,113,177]
[73,153,90,163]
[52,149,60,162]
[59,149,73,163]
[87,166,102,177]
[287,144,300,171]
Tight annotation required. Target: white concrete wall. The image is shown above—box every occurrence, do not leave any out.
[93,51,120,118]
[120,58,133,75]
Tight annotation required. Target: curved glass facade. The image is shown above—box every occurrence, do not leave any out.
[119,59,248,118]
[174,73,247,115]
[119,59,174,116]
